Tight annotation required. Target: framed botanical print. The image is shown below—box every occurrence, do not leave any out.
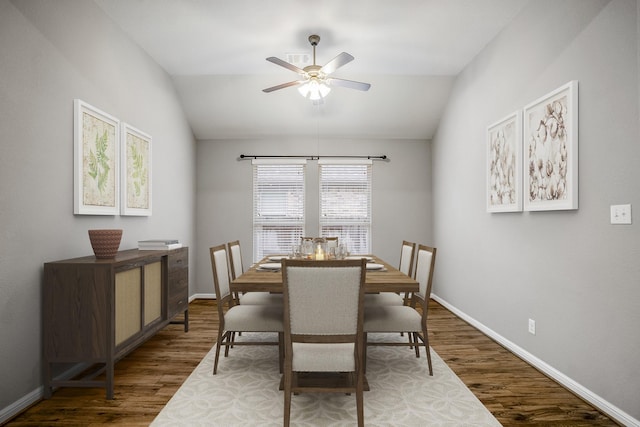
[487,110,522,213]
[74,99,120,215]
[523,81,579,211]
[121,123,152,216]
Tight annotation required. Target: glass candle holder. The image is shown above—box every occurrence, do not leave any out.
[314,242,327,260]
[313,238,327,260]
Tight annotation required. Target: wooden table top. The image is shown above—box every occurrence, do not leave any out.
[231,255,418,294]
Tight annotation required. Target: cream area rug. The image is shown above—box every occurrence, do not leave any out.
[151,333,501,426]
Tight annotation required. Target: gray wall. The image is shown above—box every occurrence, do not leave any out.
[194,137,432,295]
[0,0,196,414]
[432,0,640,421]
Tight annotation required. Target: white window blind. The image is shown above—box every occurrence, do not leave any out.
[319,160,372,255]
[253,160,305,262]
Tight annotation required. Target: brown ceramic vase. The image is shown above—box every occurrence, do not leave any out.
[88,229,123,259]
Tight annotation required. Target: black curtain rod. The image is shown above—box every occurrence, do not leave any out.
[240,154,388,160]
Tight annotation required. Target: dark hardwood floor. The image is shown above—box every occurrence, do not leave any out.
[4,299,618,426]
[427,301,618,426]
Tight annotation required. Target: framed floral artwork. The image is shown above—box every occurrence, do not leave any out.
[121,123,152,216]
[487,110,522,213]
[74,99,120,215]
[523,81,579,211]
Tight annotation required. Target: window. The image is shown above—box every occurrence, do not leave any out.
[252,160,305,262]
[319,159,372,254]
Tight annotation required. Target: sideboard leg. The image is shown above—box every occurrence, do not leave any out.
[43,362,52,399]
[106,362,114,400]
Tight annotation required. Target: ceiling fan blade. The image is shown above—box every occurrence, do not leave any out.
[262,80,304,93]
[320,52,354,75]
[266,57,305,74]
[327,77,371,91]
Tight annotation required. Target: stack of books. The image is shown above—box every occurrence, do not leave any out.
[138,239,182,251]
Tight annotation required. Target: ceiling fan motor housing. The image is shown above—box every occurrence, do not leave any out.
[308,34,320,46]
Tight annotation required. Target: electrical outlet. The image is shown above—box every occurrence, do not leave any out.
[610,204,632,224]
[528,319,536,335]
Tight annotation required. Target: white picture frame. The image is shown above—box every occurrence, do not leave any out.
[74,99,120,215]
[121,123,152,216]
[523,81,579,211]
[487,110,522,213]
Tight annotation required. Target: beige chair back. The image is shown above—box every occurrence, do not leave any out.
[399,240,416,277]
[414,244,436,300]
[210,244,231,301]
[284,259,365,336]
[227,240,243,280]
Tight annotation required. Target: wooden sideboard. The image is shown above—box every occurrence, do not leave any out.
[43,247,189,399]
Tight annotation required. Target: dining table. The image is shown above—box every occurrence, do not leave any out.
[230,254,418,393]
[230,254,418,294]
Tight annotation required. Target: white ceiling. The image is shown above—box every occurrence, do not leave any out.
[94,0,528,140]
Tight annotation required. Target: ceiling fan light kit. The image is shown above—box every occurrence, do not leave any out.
[263,34,370,101]
[298,78,330,100]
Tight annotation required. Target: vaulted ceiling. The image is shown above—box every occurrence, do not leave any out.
[95,0,528,140]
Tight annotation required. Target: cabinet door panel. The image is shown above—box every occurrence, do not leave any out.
[115,269,141,345]
[144,261,162,325]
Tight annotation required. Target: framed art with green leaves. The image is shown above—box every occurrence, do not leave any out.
[74,99,120,215]
[121,123,152,216]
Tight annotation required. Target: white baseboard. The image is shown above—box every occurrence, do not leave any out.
[0,363,89,425]
[431,293,639,427]
[190,293,215,301]
[0,387,41,424]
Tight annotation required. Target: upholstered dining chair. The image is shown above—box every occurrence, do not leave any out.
[363,244,437,375]
[210,244,283,374]
[227,240,282,306]
[364,240,416,307]
[281,259,367,427]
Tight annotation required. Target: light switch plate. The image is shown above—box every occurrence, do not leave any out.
[610,204,632,224]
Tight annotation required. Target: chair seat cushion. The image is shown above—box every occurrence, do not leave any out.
[225,305,283,332]
[364,306,422,332]
[292,342,355,372]
[239,292,283,305]
[364,293,404,306]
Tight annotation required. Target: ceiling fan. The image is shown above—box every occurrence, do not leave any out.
[263,34,371,101]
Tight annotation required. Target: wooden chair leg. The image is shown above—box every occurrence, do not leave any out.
[346,372,353,395]
[363,333,368,374]
[356,377,364,427]
[213,329,224,374]
[224,331,231,357]
[283,365,292,426]
[423,329,433,376]
[278,332,284,374]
